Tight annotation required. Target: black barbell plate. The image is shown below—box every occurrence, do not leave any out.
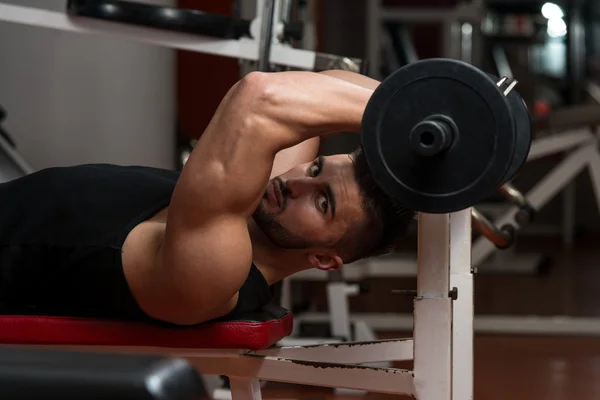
[485,73,532,183]
[361,59,517,214]
[500,78,532,183]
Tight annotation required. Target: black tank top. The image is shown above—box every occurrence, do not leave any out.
[0,164,273,322]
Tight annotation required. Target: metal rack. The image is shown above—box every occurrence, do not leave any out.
[366,0,485,80]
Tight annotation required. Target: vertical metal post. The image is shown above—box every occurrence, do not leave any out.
[460,22,473,63]
[327,270,349,340]
[366,0,381,79]
[413,213,452,400]
[562,0,586,248]
[280,0,293,23]
[450,209,474,400]
[586,128,600,214]
[258,0,276,71]
[229,378,262,400]
[279,277,292,311]
[0,131,35,178]
[567,0,586,105]
[562,184,576,248]
[327,285,354,341]
[444,21,462,59]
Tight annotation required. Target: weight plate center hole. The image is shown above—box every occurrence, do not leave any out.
[420,131,436,147]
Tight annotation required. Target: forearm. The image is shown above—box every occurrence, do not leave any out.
[319,69,381,91]
[264,71,378,180]
[257,71,375,147]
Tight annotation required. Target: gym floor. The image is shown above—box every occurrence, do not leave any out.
[261,235,600,399]
[260,335,600,400]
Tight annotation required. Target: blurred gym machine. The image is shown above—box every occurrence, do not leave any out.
[0,105,34,183]
[476,0,600,267]
[367,0,486,80]
[364,0,600,266]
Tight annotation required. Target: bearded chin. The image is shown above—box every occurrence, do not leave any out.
[252,202,312,249]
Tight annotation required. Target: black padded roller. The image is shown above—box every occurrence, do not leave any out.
[67,0,252,39]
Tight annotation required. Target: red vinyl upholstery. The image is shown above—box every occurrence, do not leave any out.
[0,304,293,350]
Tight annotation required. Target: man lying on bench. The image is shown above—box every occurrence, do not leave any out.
[0,70,414,326]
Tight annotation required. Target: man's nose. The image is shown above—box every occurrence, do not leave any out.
[284,177,314,198]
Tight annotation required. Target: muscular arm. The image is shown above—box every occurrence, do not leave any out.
[320,69,381,91]
[176,71,373,226]
[270,70,381,176]
[133,71,374,325]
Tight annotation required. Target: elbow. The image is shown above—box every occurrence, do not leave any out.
[236,71,280,116]
[232,71,287,146]
[235,71,318,152]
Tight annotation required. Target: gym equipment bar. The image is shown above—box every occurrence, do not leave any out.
[471,208,515,249]
[67,0,253,39]
[499,183,536,225]
[0,2,365,73]
[380,7,480,23]
[258,0,276,71]
[0,106,34,183]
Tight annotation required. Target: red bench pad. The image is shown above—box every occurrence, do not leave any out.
[0,304,293,350]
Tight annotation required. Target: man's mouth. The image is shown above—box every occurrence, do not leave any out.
[273,180,284,208]
[268,180,284,208]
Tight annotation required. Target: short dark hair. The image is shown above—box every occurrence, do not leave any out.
[335,146,416,263]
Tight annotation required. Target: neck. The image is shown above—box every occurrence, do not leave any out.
[247,218,312,285]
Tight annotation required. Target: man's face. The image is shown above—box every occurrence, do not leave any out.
[253,154,365,251]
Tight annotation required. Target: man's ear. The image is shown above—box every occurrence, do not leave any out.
[308,252,343,271]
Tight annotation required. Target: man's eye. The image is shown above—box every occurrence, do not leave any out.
[309,163,321,177]
[318,195,329,213]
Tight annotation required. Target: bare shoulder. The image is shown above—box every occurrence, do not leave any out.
[122,212,252,325]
